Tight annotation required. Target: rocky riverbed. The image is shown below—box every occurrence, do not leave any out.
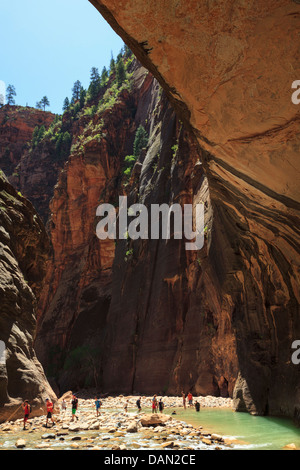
[0,393,236,450]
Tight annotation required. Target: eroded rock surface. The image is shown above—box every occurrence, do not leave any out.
[87,1,300,420]
[0,172,56,422]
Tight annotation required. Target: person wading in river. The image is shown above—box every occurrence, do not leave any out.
[45,398,56,428]
[95,397,102,416]
[158,398,164,413]
[71,395,79,422]
[152,395,158,413]
[22,400,31,430]
[136,397,142,413]
[187,391,193,407]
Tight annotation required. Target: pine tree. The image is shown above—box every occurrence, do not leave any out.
[110,54,116,75]
[116,59,126,88]
[90,67,100,85]
[72,80,82,102]
[40,96,50,111]
[38,125,45,141]
[62,97,70,112]
[101,67,108,85]
[6,84,16,105]
[89,67,100,100]
[133,125,148,158]
[32,126,39,146]
[79,87,86,108]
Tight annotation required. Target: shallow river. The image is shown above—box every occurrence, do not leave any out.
[164,407,300,450]
[1,407,299,451]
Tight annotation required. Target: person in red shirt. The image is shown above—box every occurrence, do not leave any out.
[22,400,31,430]
[152,395,158,413]
[187,392,193,407]
[45,398,56,428]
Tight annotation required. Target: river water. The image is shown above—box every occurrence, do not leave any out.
[164,407,300,450]
[1,407,299,451]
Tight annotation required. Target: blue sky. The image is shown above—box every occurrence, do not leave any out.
[0,0,124,114]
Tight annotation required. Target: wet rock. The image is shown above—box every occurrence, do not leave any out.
[15,439,26,449]
[126,422,138,433]
[161,441,175,448]
[69,424,81,432]
[211,433,224,443]
[283,443,298,450]
[201,438,212,446]
[140,414,171,427]
[41,433,56,440]
[89,422,100,430]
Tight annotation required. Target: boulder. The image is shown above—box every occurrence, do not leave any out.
[140,414,171,427]
[126,422,138,433]
[15,439,26,449]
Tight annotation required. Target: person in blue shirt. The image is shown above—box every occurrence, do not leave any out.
[95,397,102,416]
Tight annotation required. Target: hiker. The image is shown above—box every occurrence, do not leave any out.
[182,391,186,409]
[158,398,164,413]
[61,399,67,416]
[71,395,79,422]
[187,391,193,407]
[152,395,158,413]
[136,397,142,413]
[95,397,102,416]
[45,398,55,428]
[124,400,129,413]
[195,400,200,412]
[22,400,31,430]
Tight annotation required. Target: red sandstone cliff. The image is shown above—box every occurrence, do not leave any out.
[0,106,57,223]
[34,62,239,400]
[85,0,300,420]
[0,106,54,178]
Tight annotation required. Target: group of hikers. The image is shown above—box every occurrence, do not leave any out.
[182,391,201,412]
[21,390,201,430]
[22,394,79,430]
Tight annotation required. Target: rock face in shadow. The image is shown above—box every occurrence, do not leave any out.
[0,172,56,423]
[86,1,300,420]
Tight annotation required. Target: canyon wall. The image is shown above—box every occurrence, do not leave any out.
[35,63,239,398]
[86,0,300,419]
[0,172,56,422]
[35,63,144,391]
[0,106,54,178]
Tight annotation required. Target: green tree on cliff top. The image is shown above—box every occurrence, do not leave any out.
[6,84,16,105]
[72,80,82,102]
[40,96,50,111]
